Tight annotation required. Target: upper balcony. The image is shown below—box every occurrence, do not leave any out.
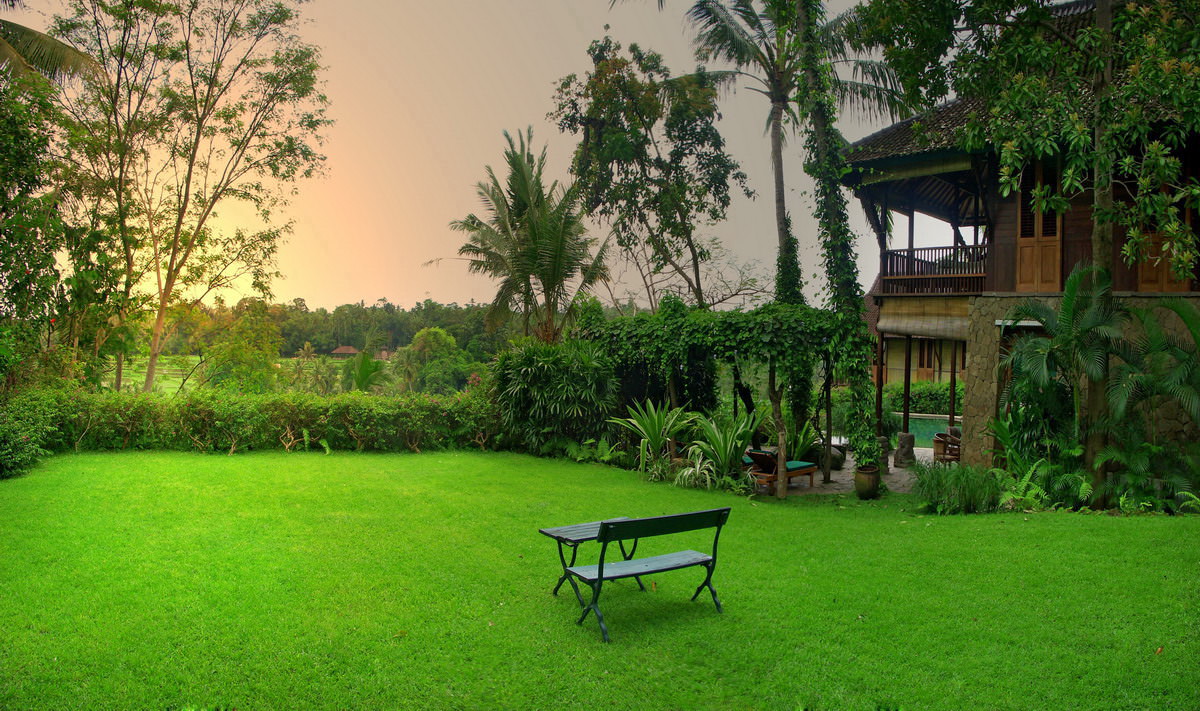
[880,244,988,295]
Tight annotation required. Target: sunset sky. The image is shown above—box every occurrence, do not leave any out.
[20,0,946,311]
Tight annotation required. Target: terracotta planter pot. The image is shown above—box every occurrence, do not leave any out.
[854,465,881,500]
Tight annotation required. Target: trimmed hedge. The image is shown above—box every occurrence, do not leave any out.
[0,388,499,472]
[882,380,965,416]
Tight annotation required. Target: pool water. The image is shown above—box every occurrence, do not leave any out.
[899,415,958,449]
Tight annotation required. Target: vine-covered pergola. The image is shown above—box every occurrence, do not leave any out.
[576,296,877,498]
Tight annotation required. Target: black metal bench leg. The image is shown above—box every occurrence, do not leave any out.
[552,541,581,596]
[576,581,611,642]
[565,574,586,607]
[619,539,646,591]
[690,564,722,613]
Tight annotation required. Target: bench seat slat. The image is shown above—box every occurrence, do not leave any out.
[567,550,711,582]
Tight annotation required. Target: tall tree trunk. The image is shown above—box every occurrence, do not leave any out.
[793,0,879,471]
[1086,0,1115,505]
[142,291,172,392]
[114,352,124,392]
[771,100,802,304]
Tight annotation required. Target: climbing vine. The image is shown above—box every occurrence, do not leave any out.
[575,295,837,389]
[793,0,881,468]
[576,293,849,495]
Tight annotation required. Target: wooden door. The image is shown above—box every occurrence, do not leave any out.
[915,340,936,382]
[1016,163,1062,292]
[1136,211,1194,292]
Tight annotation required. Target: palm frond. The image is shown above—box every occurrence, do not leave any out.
[687,0,768,71]
[833,76,910,122]
[0,19,101,82]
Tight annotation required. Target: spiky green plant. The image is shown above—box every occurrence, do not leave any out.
[608,399,694,472]
[687,410,760,479]
[1109,299,1200,425]
[341,351,389,393]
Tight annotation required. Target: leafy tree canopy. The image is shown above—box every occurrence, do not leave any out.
[551,35,750,308]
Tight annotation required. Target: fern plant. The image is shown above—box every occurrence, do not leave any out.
[998,458,1049,511]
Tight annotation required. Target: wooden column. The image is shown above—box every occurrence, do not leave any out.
[949,341,958,428]
[824,354,833,484]
[875,333,885,436]
[907,209,915,256]
[902,335,913,433]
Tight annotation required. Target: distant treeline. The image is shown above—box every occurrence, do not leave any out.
[162,298,518,361]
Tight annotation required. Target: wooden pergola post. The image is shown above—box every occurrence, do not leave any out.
[767,359,788,500]
[949,341,958,428]
[875,333,885,437]
[824,352,834,484]
[902,335,913,433]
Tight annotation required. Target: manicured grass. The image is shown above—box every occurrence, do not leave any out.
[1,452,1197,709]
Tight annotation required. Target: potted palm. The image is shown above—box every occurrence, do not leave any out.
[847,390,884,499]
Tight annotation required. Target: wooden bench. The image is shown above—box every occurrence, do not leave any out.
[561,507,731,642]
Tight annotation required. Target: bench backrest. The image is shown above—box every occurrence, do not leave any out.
[596,507,731,544]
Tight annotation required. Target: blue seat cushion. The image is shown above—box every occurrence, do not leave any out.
[785,460,815,471]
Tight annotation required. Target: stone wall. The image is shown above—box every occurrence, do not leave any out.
[960,293,1200,468]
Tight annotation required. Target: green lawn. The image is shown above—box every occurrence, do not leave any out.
[1,452,1197,710]
[106,355,202,393]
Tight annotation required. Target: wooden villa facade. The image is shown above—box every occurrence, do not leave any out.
[844,97,1200,467]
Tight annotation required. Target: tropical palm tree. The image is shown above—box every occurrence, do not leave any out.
[1003,265,1126,442]
[309,355,338,395]
[452,128,609,343]
[341,350,390,393]
[1109,299,1200,426]
[685,0,906,303]
[0,0,99,82]
[388,346,421,393]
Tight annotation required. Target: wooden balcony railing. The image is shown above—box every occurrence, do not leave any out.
[880,245,988,295]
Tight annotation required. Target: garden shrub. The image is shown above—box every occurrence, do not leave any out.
[177,391,273,454]
[82,392,177,451]
[0,389,59,478]
[493,339,618,454]
[828,386,900,441]
[445,376,501,450]
[326,392,401,451]
[911,461,1006,514]
[258,392,331,452]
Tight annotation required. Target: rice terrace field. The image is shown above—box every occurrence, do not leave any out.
[1,451,1197,710]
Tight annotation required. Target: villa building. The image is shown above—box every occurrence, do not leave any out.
[844,97,1199,467]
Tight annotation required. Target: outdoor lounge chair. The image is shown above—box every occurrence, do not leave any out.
[746,449,817,490]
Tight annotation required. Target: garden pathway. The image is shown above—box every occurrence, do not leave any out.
[774,447,936,496]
